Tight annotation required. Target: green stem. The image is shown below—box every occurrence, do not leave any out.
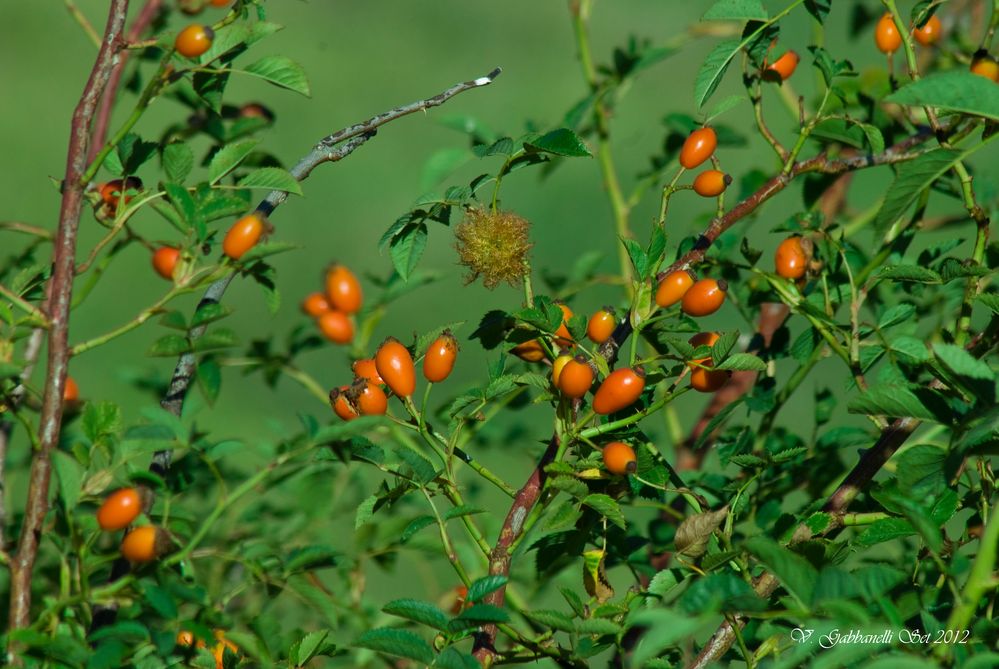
[933,497,999,660]
[70,286,188,355]
[841,512,890,526]
[81,54,173,185]
[571,0,633,291]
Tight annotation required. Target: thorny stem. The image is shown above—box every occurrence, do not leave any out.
[6,0,130,651]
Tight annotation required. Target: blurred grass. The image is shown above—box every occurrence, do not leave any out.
[2,0,996,661]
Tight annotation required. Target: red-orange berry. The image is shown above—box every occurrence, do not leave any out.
[692,170,731,197]
[450,585,469,615]
[210,0,230,6]
[775,236,810,280]
[301,292,332,317]
[317,311,354,344]
[586,307,617,344]
[325,264,363,314]
[971,52,999,82]
[375,337,416,398]
[423,331,458,383]
[592,366,646,415]
[656,270,695,308]
[688,332,730,393]
[99,177,143,211]
[766,50,799,81]
[330,386,358,421]
[222,212,266,260]
[602,441,638,476]
[212,631,239,669]
[912,14,942,46]
[681,278,727,317]
[551,351,573,386]
[679,127,717,169]
[152,246,180,280]
[558,356,595,400]
[63,376,80,403]
[352,381,388,416]
[120,525,162,563]
[875,13,902,54]
[97,487,144,531]
[512,339,546,362]
[554,302,574,347]
[352,358,384,385]
[175,24,215,59]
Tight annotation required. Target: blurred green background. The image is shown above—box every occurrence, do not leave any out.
[2,0,996,662]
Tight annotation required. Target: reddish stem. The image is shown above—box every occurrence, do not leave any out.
[87,0,163,162]
[6,0,130,646]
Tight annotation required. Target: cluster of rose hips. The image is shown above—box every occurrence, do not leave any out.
[94,486,169,563]
[95,487,239,666]
[300,264,363,345]
[176,629,239,669]
[873,12,999,82]
[329,332,459,421]
[508,120,819,477]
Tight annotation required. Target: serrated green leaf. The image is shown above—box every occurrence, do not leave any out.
[383,599,449,631]
[237,167,303,194]
[886,71,999,122]
[702,0,767,21]
[209,140,260,184]
[354,628,433,664]
[582,494,626,529]
[694,39,742,109]
[524,128,592,157]
[744,536,817,608]
[242,56,311,96]
[162,143,193,183]
[466,575,507,603]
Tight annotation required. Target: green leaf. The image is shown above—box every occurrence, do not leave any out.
[896,445,946,499]
[527,609,576,633]
[933,343,995,382]
[886,71,999,122]
[237,167,303,195]
[876,265,942,284]
[190,303,232,328]
[629,610,712,666]
[242,56,311,96]
[716,352,766,371]
[162,143,194,183]
[382,599,449,631]
[847,385,949,421]
[702,0,767,21]
[116,133,157,174]
[886,335,930,363]
[293,630,334,666]
[448,603,509,632]
[694,39,741,109]
[354,628,433,665]
[854,517,916,547]
[394,447,438,484]
[196,356,221,405]
[466,575,507,603]
[389,223,428,281]
[582,493,626,529]
[434,647,479,669]
[744,536,817,608]
[209,140,260,184]
[148,334,190,357]
[874,141,994,236]
[400,515,435,543]
[53,450,83,510]
[524,128,592,157]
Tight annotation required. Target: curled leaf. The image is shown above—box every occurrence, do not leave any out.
[674,506,729,559]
